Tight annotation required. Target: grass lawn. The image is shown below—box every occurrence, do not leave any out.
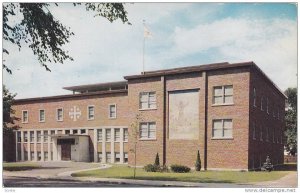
[3,162,41,171]
[71,165,291,184]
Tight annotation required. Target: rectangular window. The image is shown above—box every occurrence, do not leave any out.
[97,129,102,142]
[109,104,117,118]
[37,152,41,161]
[50,130,55,142]
[37,131,41,142]
[115,152,120,163]
[139,92,157,109]
[57,108,63,121]
[80,129,86,134]
[17,131,21,142]
[44,131,48,142]
[266,98,269,114]
[98,152,102,162]
[106,152,111,163]
[24,151,28,161]
[252,122,256,140]
[253,88,256,107]
[24,131,28,142]
[212,119,233,138]
[31,152,34,161]
[30,131,34,142]
[261,97,264,111]
[124,152,128,163]
[213,85,233,105]
[51,152,53,161]
[22,110,28,123]
[87,106,95,120]
[114,128,120,141]
[65,130,70,134]
[123,128,128,142]
[106,129,111,142]
[73,129,78,134]
[39,109,45,122]
[139,122,156,139]
[44,152,48,161]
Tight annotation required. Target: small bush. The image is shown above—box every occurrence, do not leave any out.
[144,164,160,172]
[195,150,201,171]
[170,164,191,173]
[154,153,160,166]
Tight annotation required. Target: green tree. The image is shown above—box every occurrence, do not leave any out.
[284,88,297,156]
[3,3,130,74]
[3,85,20,132]
[154,153,160,166]
[195,150,201,171]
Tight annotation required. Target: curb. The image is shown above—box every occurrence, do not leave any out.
[57,164,111,177]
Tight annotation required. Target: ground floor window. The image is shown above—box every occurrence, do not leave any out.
[124,152,128,163]
[24,151,28,161]
[17,150,21,161]
[106,152,111,163]
[98,152,102,162]
[31,152,34,160]
[37,152,41,161]
[51,152,53,161]
[73,130,78,134]
[44,152,48,161]
[115,152,120,163]
[65,130,70,134]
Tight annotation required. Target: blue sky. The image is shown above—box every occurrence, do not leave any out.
[3,2,297,98]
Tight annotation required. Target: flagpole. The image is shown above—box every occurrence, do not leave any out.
[142,20,145,74]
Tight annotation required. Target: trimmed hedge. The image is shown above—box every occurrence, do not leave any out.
[144,164,160,172]
[170,164,191,173]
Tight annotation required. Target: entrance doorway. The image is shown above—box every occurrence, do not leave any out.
[57,138,75,161]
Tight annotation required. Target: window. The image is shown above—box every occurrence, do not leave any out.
[30,131,34,142]
[97,129,102,142]
[109,104,117,118]
[106,129,111,142]
[43,131,48,142]
[139,122,156,139]
[139,92,156,109]
[65,130,70,134]
[37,131,41,142]
[261,97,264,111]
[37,152,41,161]
[124,152,128,163]
[24,132,28,142]
[31,152,34,160]
[212,119,233,138]
[80,129,86,134]
[252,122,256,140]
[44,152,48,161]
[253,88,256,107]
[87,106,95,120]
[57,108,63,121]
[24,151,28,161]
[51,152,53,161]
[123,128,128,142]
[260,125,263,141]
[106,152,111,163]
[17,131,21,142]
[39,109,45,122]
[73,129,78,134]
[50,130,55,142]
[266,98,269,114]
[115,153,120,163]
[213,85,233,105]
[98,152,102,162]
[114,128,120,141]
[22,110,28,123]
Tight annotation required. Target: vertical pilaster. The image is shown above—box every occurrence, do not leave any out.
[34,130,37,161]
[28,131,31,161]
[21,131,24,161]
[15,131,18,161]
[41,130,44,161]
[120,128,124,163]
[102,128,106,163]
[47,130,51,161]
[111,128,115,163]
[93,129,98,162]
[53,130,58,161]
[70,129,73,134]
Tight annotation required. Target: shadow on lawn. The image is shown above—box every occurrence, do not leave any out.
[273,163,297,171]
[3,166,67,171]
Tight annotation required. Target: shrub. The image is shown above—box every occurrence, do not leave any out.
[154,153,160,166]
[144,164,160,172]
[195,150,201,171]
[170,164,191,173]
[261,156,273,172]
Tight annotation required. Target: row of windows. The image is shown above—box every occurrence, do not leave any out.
[21,104,117,123]
[253,88,282,120]
[18,151,53,161]
[97,152,128,163]
[252,122,283,144]
[97,128,128,142]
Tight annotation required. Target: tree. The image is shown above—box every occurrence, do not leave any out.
[154,153,160,166]
[3,3,130,74]
[284,88,297,156]
[3,85,20,132]
[195,150,201,171]
[129,113,142,179]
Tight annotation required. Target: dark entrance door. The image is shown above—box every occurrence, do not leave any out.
[61,143,71,161]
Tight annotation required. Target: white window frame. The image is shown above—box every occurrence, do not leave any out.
[114,128,120,142]
[87,105,95,120]
[139,122,156,140]
[115,152,120,162]
[139,91,157,110]
[123,128,128,142]
[253,88,257,107]
[30,131,34,143]
[24,131,28,143]
[37,131,41,143]
[56,108,64,122]
[106,129,111,142]
[108,104,117,119]
[212,85,234,105]
[44,130,48,142]
[22,110,29,123]
[212,119,233,139]
[39,109,45,122]
[97,129,102,142]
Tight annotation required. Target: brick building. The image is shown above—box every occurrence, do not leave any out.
[12,61,286,170]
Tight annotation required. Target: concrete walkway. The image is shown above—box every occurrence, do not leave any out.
[254,171,297,188]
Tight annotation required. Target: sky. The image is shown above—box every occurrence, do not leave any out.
[3,2,298,99]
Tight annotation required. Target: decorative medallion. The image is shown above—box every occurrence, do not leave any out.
[69,106,81,121]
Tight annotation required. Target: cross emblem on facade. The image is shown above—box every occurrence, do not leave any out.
[69,106,81,121]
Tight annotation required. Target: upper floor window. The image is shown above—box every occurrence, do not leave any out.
[97,129,102,142]
[213,85,233,105]
[114,128,120,141]
[50,130,55,142]
[139,92,156,109]
[57,108,63,121]
[109,104,117,119]
[261,97,264,111]
[87,106,95,120]
[212,119,233,138]
[44,131,48,142]
[17,131,21,142]
[22,110,28,123]
[106,129,111,142]
[30,131,34,142]
[253,88,256,107]
[123,128,128,142]
[39,109,45,122]
[37,131,41,142]
[139,122,156,139]
[24,131,28,142]
[266,98,269,114]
